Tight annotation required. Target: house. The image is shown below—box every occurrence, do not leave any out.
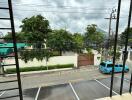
[120,46,132,62]
[0,43,27,56]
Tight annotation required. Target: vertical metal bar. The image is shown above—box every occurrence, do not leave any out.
[120,0,132,95]
[8,0,23,100]
[108,13,112,38]
[110,0,122,97]
[129,73,132,93]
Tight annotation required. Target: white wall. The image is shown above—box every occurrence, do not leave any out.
[92,50,101,66]
[3,52,101,69]
[94,54,101,66]
[119,51,132,62]
[120,46,132,62]
[4,55,78,69]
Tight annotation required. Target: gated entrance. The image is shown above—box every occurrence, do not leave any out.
[78,54,94,67]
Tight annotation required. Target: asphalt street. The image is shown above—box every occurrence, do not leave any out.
[0,76,131,100]
[0,65,132,100]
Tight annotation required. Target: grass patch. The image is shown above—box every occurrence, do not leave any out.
[5,64,74,74]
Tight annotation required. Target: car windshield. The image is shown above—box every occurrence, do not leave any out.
[107,64,114,68]
[119,65,123,67]
[100,62,105,67]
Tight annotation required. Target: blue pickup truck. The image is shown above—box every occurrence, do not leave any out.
[99,61,129,74]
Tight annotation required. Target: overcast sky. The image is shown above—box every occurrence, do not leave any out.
[0,0,131,36]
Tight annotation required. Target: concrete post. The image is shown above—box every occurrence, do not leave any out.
[74,53,78,68]
[127,51,131,62]
[120,52,123,61]
[0,62,3,74]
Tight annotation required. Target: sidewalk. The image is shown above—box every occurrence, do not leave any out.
[4,65,98,77]
[0,66,101,89]
[0,65,130,90]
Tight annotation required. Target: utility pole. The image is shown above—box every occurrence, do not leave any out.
[105,9,117,38]
[104,8,117,60]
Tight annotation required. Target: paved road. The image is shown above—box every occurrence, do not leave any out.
[0,77,130,100]
[0,66,131,100]
[0,66,131,90]
[0,66,102,89]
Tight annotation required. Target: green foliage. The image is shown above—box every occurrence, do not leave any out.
[52,51,60,56]
[20,15,51,43]
[5,64,74,74]
[120,27,132,46]
[4,32,25,42]
[17,15,52,62]
[84,24,105,51]
[72,33,84,53]
[4,14,51,44]
[116,52,121,60]
[47,29,74,55]
[20,49,52,63]
[109,50,121,60]
[86,47,93,54]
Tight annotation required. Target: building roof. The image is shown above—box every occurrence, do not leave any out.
[0,43,27,56]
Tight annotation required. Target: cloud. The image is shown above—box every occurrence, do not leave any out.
[0,0,131,36]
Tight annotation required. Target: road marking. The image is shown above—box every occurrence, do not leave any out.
[0,91,6,97]
[95,79,119,95]
[115,76,130,82]
[35,87,41,100]
[69,82,80,100]
[69,78,84,83]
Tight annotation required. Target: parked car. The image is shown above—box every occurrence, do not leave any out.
[99,61,129,74]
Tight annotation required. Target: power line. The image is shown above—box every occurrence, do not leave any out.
[10,9,132,16]
[0,2,116,10]
[10,9,110,14]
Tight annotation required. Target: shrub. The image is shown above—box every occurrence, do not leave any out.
[5,64,74,74]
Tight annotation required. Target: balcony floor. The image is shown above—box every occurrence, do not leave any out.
[96,93,132,100]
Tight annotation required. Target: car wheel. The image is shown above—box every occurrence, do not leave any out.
[125,69,129,73]
[110,71,112,74]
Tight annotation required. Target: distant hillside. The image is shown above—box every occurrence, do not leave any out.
[96,28,108,38]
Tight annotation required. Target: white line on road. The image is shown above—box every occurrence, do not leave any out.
[95,79,119,95]
[69,82,80,100]
[115,76,130,82]
[35,87,41,100]
[0,91,6,97]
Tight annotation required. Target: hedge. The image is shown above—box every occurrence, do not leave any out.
[5,64,74,74]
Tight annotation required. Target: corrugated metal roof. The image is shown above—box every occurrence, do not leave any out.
[0,43,27,56]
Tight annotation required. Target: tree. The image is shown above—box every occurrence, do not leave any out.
[84,24,105,52]
[120,27,132,46]
[72,33,84,53]
[4,32,25,42]
[18,15,52,65]
[20,49,52,63]
[47,29,74,55]
[20,15,51,48]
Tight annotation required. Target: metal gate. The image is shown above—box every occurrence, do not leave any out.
[0,0,23,100]
[78,54,94,67]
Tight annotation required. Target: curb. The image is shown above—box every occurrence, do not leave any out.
[5,68,74,77]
